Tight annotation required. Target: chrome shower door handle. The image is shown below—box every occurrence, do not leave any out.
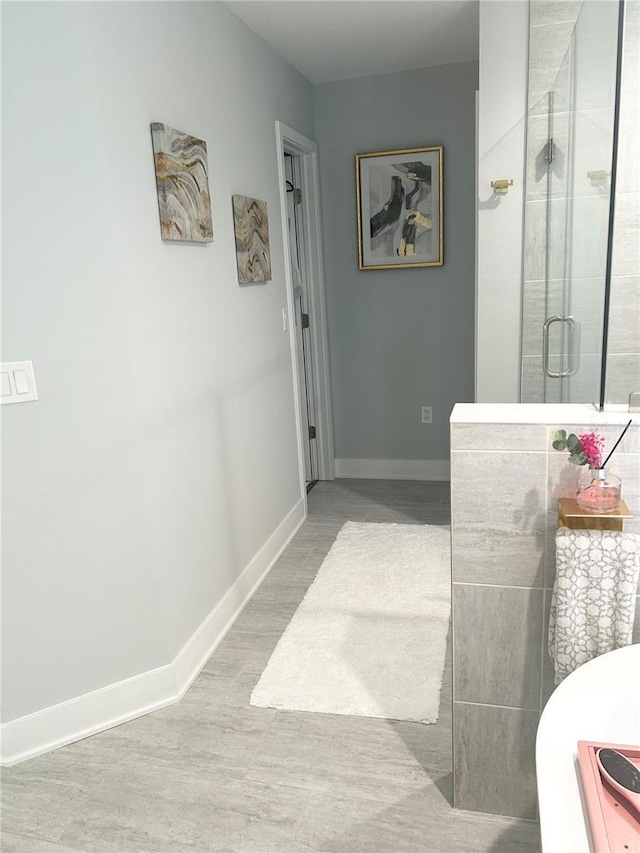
[543,315,578,378]
[543,316,563,378]
[564,316,577,376]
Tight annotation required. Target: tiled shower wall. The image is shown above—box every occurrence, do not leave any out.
[451,420,640,820]
[521,0,640,404]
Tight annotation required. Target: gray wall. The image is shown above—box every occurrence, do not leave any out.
[2,1,313,723]
[313,62,478,466]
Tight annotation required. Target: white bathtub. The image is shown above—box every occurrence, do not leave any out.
[536,644,640,852]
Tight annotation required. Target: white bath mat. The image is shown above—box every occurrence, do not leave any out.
[250,521,451,724]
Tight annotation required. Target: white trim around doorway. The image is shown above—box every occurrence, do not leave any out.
[275,121,335,488]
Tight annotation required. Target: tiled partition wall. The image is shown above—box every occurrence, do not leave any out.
[450,408,640,820]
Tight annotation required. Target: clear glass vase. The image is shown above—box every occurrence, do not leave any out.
[576,468,622,514]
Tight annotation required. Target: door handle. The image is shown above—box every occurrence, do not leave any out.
[543,316,578,378]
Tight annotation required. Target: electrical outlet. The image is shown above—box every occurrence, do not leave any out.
[421,406,432,424]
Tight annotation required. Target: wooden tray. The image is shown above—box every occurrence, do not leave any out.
[559,498,633,531]
[578,740,640,852]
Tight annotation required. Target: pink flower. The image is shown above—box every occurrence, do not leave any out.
[578,432,605,469]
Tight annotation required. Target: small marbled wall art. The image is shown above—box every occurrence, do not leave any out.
[232,195,272,284]
[150,122,213,242]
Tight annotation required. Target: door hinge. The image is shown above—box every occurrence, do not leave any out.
[301,312,310,329]
[308,425,316,440]
[293,188,302,206]
[545,138,556,163]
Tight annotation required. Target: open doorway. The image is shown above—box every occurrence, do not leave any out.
[276,122,335,498]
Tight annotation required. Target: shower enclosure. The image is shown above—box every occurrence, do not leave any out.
[521,0,637,408]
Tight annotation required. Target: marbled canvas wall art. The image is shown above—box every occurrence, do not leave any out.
[232,195,272,284]
[150,123,213,242]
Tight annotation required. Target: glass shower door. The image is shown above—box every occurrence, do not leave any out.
[524,0,621,405]
[563,0,620,405]
[542,78,573,402]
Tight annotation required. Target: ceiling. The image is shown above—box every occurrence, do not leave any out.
[224,1,479,84]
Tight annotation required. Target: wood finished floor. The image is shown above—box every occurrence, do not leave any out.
[1,480,541,853]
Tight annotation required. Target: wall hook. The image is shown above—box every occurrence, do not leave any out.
[491,179,514,194]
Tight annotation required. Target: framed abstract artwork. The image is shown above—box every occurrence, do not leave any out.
[355,146,443,270]
[232,195,272,284]
[150,122,213,242]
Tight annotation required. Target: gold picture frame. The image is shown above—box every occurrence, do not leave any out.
[355,146,443,270]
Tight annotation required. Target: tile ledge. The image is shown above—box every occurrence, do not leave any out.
[451,403,640,427]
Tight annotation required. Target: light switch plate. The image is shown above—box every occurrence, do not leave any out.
[1,372,11,397]
[0,361,38,404]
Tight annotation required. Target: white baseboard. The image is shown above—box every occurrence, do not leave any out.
[0,665,178,768]
[334,458,450,481]
[173,498,306,696]
[0,498,306,766]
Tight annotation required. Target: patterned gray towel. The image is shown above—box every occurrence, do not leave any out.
[549,528,640,684]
